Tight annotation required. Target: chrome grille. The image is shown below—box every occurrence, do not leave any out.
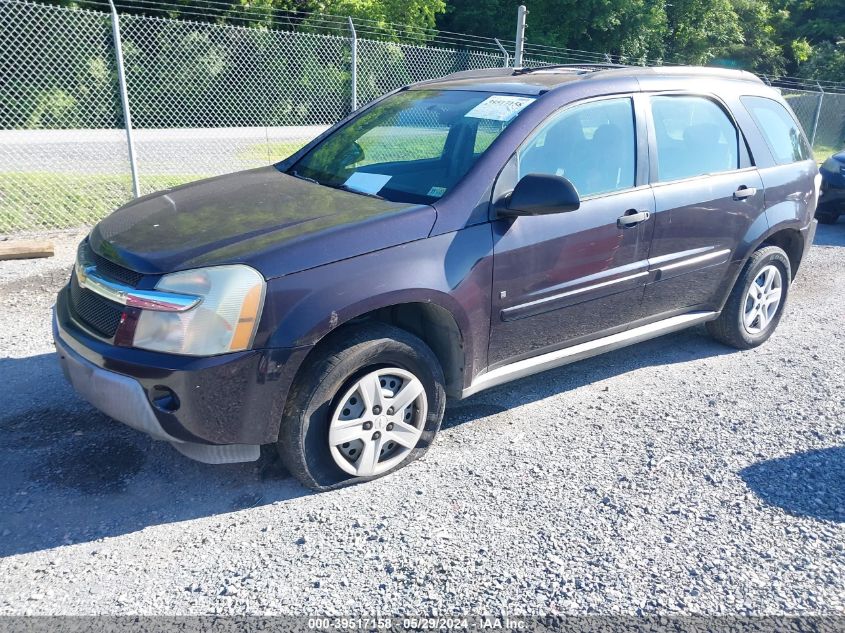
[68,271,124,338]
[80,240,144,288]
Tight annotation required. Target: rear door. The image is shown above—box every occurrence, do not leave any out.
[488,96,654,367]
[739,95,817,231]
[642,94,766,316]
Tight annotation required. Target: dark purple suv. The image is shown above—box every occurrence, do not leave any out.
[54,65,819,489]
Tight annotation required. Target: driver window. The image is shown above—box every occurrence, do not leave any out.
[518,97,636,198]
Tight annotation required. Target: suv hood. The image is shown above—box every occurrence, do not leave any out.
[89,166,436,279]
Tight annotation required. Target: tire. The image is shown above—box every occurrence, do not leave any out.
[706,245,791,350]
[277,322,446,491]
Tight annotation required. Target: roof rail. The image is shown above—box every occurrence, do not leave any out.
[411,63,766,89]
[584,65,765,84]
[512,63,764,85]
[513,63,630,75]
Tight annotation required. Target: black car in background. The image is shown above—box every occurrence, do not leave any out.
[817,150,845,224]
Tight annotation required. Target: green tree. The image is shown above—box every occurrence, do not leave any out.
[796,41,845,81]
[713,0,785,74]
[49,0,447,40]
[438,0,667,62]
[663,0,741,64]
[323,0,446,32]
[779,0,844,42]
[772,0,844,80]
[42,0,845,82]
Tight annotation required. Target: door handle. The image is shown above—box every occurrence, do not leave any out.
[733,186,757,200]
[617,210,651,228]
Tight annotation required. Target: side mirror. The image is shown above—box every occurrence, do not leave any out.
[498,173,581,217]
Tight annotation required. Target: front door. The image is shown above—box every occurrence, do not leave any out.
[488,96,654,368]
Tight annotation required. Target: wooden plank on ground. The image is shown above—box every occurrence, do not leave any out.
[0,240,55,261]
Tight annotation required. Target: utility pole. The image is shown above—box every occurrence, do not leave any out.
[514,5,527,67]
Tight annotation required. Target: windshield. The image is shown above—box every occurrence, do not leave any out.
[288,90,535,204]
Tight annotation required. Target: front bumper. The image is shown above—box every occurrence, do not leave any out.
[54,286,311,463]
[819,183,845,208]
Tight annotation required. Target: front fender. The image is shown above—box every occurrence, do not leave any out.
[256,224,495,385]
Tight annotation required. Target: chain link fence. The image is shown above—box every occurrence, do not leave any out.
[780,88,845,161]
[1,0,843,234]
[0,0,510,233]
[0,1,131,232]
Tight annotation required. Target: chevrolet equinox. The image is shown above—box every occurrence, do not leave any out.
[54,65,820,490]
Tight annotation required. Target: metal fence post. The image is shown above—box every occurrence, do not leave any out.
[494,38,510,67]
[810,81,825,149]
[108,0,140,198]
[514,5,527,67]
[348,17,358,112]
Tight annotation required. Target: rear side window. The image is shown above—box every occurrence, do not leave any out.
[650,95,739,182]
[741,96,812,165]
[518,97,636,197]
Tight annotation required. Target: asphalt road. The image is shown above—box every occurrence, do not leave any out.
[0,221,843,616]
[0,126,328,176]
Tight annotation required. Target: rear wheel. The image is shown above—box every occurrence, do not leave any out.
[277,323,446,490]
[706,245,791,350]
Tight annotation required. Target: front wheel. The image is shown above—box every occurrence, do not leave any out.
[706,245,791,350]
[277,323,446,490]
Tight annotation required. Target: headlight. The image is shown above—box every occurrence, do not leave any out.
[133,265,265,356]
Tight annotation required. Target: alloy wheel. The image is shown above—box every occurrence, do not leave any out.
[743,264,783,335]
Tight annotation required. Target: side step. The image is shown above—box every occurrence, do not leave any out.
[462,311,718,398]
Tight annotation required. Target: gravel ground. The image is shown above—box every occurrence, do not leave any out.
[0,223,843,617]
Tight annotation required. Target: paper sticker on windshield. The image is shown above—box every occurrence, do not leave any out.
[427,186,447,197]
[465,95,535,122]
[344,172,391,195]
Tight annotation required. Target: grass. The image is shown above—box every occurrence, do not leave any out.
[5,130,840,234]
[1,130,459,233]
[235,140,308,163]
[814,143,843,164]
[235,129,452,165]
[0,172,199,233]
[2,139,312,233]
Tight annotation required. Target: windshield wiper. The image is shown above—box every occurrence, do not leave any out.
[290,170,319,184]
[291,171,385,200]
[332,183,385,200]
[291,172,384,200]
